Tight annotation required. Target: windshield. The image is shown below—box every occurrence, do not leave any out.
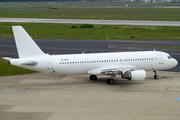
[168,56,172,59]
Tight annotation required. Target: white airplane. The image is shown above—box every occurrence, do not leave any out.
[3,26,178,85]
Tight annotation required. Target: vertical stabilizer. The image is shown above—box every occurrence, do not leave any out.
[12,26,45,58]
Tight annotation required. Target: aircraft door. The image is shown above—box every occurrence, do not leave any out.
[47,58,54,70]
[158,53,164,64]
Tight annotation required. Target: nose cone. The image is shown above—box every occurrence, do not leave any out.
[173,59,178,67]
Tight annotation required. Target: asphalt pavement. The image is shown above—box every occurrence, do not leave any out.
[1,18,180,26]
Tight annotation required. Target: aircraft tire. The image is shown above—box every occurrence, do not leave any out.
[109,79,115,85]
[154,75,159,79]
[106,78,110,84]
[106,78,115,85]
[89,75,97,81]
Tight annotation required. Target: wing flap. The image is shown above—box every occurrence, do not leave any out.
[88,65,137,75]
[101,69,122,75]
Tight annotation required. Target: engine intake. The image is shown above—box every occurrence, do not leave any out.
[122,70,146,81]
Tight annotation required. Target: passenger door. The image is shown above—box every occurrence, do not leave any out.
[158,53,164,64]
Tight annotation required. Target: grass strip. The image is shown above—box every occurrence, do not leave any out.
[1,8,180,21]
[1,2,180,7]
[0,22,180,40]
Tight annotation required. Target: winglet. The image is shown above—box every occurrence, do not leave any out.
[12,26,45,58]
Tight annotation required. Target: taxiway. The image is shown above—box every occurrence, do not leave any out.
[0,18,180,26]
[0,72,180,120]
[0,38,180,120]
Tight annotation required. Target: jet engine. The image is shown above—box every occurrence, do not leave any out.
[122,70,146,81]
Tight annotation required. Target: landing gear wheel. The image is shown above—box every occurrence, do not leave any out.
[153,70,159,79]
[109,79,115,85]
[154,75,159,79]
[106,78,115,85]
[89,75,97,81]
[106,78,110,84]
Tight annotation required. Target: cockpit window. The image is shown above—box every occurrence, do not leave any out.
[168,56,172,59]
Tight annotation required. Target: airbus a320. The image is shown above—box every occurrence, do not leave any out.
[3,26,178,85]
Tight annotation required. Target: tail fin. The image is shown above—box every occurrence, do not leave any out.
[12,26,45,58]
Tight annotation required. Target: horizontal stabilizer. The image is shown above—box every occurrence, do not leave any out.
[2,57,15,61]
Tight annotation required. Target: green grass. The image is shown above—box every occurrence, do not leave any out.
[1,8,180,21]
[1,2,180,7]
[0,57,37,76]
[1,2,180,21]
[0,22,180,40]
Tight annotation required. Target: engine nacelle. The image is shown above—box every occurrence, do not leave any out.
[122,70,146,81]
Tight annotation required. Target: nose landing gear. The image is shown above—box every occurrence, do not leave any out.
[153,70,159,79]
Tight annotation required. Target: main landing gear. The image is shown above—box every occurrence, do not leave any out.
[106,74,116,85]
[89,75,97,81]
[89,75,116,85]
[106,78,115,85]
[153,70,159,79]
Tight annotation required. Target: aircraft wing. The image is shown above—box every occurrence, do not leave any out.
[88,65,137,75]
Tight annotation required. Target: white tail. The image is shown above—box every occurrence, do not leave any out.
[12,26,45,58]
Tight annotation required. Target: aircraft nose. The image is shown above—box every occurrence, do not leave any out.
[173,59,178,67]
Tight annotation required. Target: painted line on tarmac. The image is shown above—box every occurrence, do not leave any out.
[175,103,180,106]
[135,115,145,119]
[41,46,114,52]
[145,112,154,115]
[131,102,180,120]
[169,52,180,55]
[0,82,102,89]
[156,108,165,112]
[122,40,180,45]
[0,52,17,55]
